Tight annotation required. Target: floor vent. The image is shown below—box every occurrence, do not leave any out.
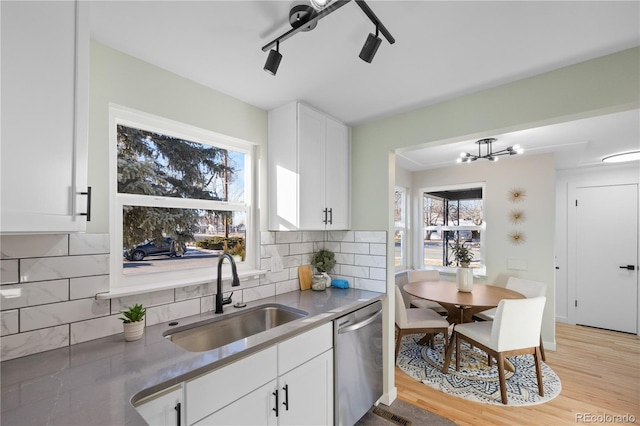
[372,406,412,426]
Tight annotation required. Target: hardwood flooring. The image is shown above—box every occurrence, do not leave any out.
[395,322,640,425]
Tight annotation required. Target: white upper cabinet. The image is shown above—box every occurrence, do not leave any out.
[1,0,90,234]
[268,102,350,231]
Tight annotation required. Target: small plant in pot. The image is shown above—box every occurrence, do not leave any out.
[120,303,146,341]
[310,249,336,291]
[449,241,474,292]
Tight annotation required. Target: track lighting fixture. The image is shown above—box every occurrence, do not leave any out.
[263,40,282,76]
[602,150,640,163]
[262,0,395,76]
[456,138,524,163]
[359,25,381,63]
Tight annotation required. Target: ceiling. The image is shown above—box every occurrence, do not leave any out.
[89,1,639,171]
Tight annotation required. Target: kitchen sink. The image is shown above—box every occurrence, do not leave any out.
[163,304,308,352]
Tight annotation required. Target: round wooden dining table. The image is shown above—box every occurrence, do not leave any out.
[403,280,525,324]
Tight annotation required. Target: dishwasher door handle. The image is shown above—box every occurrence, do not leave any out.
[338,309,383,334]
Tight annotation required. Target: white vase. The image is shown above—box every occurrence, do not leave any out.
[456,268,474,292]
[123,319,145,341]
[321,272,332,288]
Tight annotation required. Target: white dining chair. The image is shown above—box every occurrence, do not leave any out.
[394,286,450,361]
[406,270,448,315]
[474,277,547,360]
[443,297,546,405]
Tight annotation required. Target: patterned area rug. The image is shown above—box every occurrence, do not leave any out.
[396,333,561,406]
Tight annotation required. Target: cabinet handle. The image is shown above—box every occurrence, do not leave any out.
[80,186,92,222]
[619,265,635,270]
[328,208,333,225]
[282,384,289,411]
[322,208,328,224]
[174,402,181,426]
[272,390,279,417]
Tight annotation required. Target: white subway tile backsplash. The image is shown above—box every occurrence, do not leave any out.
[0,234,68,259]
[69,233,109,255]
[1,310,19,336]
[20,254,109,283]
[0,280,68,310]
[369,267,387,281]
[70,314,123,344]
[1,325,69,361]
[369,243,386,256]
[289,242,314,255]
[20,299,110,332]
[353,278,386,293]
[327,231,354,242]
[341,264,370,278]
[0,260,19,285]
[70,275,109,299]
[275,232,301,244]
[243,283,276,303]
[145,299,201,326]
[354,254,386,268]
[1,229,387,360]
[340,242,370,254]
[354,231,386,243]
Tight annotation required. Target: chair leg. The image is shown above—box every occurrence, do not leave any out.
[455,334,461,371]
[442,331,456,373]
[395,329,404,362]
[534,347,544,397]
[496,353,508,404]
[539,335,546,361]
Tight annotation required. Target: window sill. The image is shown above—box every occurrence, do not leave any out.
[95,269,267,300]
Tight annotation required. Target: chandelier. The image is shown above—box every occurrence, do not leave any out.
[457,138,524,163]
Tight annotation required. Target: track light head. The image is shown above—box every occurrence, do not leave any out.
[264,41,282,76]
[359,27,382,63]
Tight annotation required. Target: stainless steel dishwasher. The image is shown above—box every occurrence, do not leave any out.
[334,301,383,426]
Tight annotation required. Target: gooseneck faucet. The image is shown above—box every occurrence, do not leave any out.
[215,253,241,314]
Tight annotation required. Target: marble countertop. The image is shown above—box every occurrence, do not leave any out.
[0,288,384,426]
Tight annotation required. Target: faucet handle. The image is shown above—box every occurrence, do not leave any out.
[222,291,233,305]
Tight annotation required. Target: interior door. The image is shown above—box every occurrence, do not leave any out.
[575,184,638,333]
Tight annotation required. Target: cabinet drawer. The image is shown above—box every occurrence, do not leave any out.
[186,346,277,425]
[278,322,333,375]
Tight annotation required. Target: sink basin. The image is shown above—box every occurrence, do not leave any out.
[163,304,308,352]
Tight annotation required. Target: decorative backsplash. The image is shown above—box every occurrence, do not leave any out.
[0,230,386,361]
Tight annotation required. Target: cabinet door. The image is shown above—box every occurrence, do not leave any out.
[279,350,334,426]
[0,0,89,233]
[135,385,183,426]
[324,117,350,230]
[298,104,327,230]
[193,380,277,426]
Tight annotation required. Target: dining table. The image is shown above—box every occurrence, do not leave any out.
[403,280,525,325]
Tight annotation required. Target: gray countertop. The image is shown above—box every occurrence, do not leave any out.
[0,288,384,426]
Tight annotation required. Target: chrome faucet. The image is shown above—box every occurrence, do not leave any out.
[215,253,241,314]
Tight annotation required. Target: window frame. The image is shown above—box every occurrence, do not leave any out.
[418,182,486,276]
[109,104,257,291]
[394,186,408,270]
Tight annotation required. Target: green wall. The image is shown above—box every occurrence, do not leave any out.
[87,41,268,233]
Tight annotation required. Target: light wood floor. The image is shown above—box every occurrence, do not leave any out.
[396,322,640,425]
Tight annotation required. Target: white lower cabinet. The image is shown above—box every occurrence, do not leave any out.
[186,322,334,426]
[134,384,183,426]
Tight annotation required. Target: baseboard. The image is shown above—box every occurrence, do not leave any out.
[377,387,398,406]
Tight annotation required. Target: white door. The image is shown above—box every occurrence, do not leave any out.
[575,184,638,333]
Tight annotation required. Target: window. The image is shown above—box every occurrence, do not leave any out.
[421,184,485,274]
[394,187,407,268]
[110,105,256,290]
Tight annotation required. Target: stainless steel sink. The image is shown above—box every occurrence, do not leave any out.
[163,304,308,352]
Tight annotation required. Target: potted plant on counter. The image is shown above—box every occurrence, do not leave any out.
[310,249,336,291]
[450,241,474,292]
[120,303,146,341]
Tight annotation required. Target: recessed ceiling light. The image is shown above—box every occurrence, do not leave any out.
[310,0,331,10]
[602,150,640,163]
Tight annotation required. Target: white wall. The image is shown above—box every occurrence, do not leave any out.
[555,163,640,323]
[412,154,556,345]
